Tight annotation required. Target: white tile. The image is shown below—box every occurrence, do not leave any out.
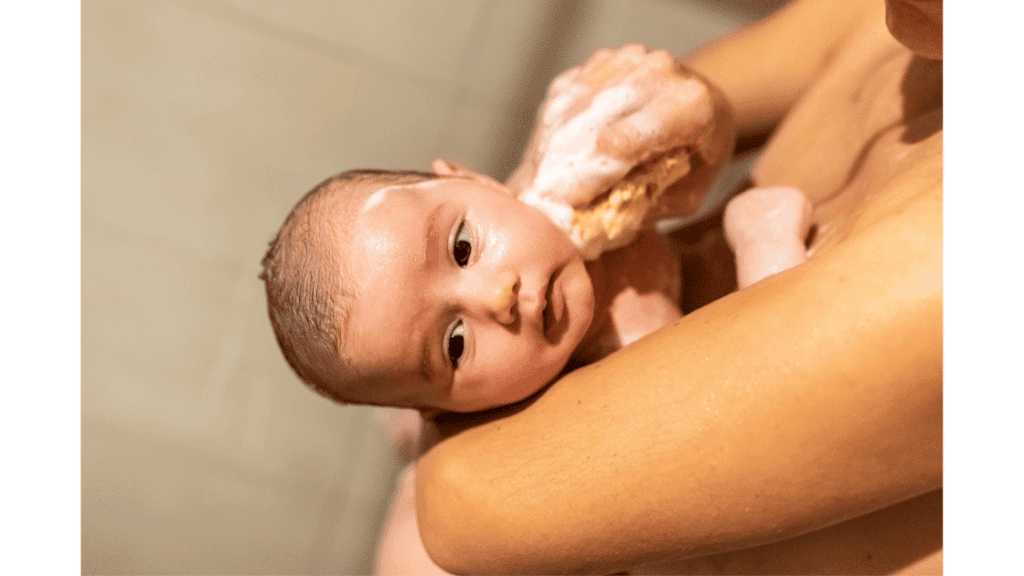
[432,93,514,179]
[83,218,404,573]
[82,221,239,422]
[83,0,455,270]
[214,0,492,92]
[553,0,751,77]
[82,418,340,575]
[308,422,405,574]
[460,0,556,102]
[83,219,396,495]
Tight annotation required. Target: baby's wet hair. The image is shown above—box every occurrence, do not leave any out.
[260,169,439,405]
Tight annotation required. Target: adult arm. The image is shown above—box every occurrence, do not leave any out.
[685,0,876,149]
[503,44,736,224]
[502,0,877,244]
[416,169,942,574]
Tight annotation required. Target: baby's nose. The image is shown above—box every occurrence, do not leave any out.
[481,269,519,325]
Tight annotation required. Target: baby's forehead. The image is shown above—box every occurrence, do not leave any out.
[304,176,415,245]
[345,175,489,249]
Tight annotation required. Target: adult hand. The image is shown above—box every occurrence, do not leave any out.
[508,44,735,217]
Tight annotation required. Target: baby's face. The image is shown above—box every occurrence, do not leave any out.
[339,176,595,413]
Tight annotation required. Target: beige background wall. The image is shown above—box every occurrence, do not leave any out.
[82,1,784,573]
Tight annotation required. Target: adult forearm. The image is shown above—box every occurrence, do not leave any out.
[416,183,942,574]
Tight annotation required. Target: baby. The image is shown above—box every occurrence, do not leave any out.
[260,46,814,576]
[258,168,811,471]
[259,44,812,429]
[260,165,684,415]
[259,158,811,576]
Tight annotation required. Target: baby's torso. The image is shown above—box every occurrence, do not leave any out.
[572,230,684,365]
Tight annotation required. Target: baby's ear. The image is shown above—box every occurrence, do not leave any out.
[431,158,469,176]
[431,158,513,196]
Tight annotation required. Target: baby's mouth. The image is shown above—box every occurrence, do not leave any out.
[542,266,568,342]
[542,285,553,335]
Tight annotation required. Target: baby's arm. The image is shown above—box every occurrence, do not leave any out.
[724,185,812,289]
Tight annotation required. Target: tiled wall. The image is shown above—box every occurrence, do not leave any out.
[82,1,783,573]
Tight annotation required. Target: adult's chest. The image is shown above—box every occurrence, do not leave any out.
[750,19,932,200]
[749,23,942,253]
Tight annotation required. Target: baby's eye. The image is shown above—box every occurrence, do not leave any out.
[445,320,465,369]
[452,222,472,267]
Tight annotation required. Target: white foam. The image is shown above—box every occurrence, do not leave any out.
[542,82,587,125]
[518,84,651,257]
[519,195,574,232]
[519,84,644,233]
[360,185,396,213]
[528,85,641,201]
[359,179,446,214]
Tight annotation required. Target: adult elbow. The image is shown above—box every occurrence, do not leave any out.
[415,452,509,575]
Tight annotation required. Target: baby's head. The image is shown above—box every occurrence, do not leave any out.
[261,164,596,414]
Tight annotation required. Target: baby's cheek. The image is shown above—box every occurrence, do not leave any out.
[485,353,562,407]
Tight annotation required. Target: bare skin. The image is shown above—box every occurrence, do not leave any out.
[415,0,942,574]
[724,186,812,289]
[373,48,810,575]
